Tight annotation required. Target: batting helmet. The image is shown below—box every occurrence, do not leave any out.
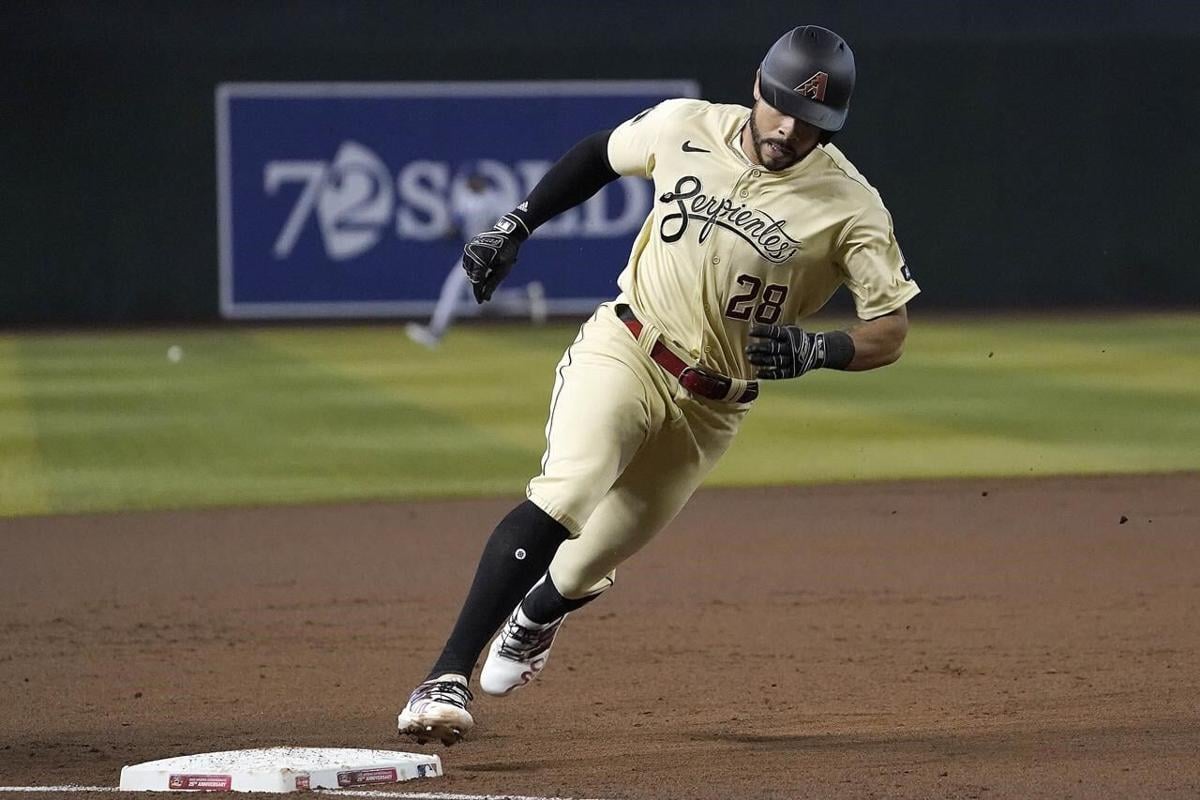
[758,25,856,132]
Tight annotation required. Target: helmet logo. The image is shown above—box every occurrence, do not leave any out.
[794,71,829,102]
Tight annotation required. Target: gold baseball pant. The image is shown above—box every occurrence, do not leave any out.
[526,298,748,599]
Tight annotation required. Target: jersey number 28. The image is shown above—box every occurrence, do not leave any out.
[724,275,789,324]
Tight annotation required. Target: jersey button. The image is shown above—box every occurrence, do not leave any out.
[751,170,762,178]
[739,188,750,198]
[711,256,720,265]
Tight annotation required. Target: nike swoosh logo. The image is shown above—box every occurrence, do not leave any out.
[681,140,711,153]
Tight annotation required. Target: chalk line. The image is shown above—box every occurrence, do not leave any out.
[0,787,612,800]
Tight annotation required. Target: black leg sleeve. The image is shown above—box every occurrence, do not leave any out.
[427,500,570,679]
[520,572,612,625]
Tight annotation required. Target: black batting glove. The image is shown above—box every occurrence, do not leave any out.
[462,212,530,304]
[745,323,828,380]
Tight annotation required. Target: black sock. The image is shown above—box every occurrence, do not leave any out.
[521,573,612,625]
[427,500,569,680]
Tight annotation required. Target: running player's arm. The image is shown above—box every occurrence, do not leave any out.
[465,100,687,301]
[462,130,621,302]
[506,130,620,234]
[842,306,908,370]
[836,204,919,370]
[747,202,918,379]
[509,98,688,233]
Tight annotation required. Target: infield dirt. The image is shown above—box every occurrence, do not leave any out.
[2,474,1198,799]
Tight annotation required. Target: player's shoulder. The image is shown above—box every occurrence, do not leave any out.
[647,100,748,152]
[637,98,745,129]
[811,143,891,213]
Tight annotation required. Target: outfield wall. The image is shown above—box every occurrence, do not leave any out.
[3,1,1199,323]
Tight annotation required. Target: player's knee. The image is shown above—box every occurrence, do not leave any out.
[550,565,616,600]
[486,500,571,560]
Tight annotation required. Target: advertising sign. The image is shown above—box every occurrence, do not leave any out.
[216,81,698,318]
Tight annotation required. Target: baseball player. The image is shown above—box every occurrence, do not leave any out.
[398,25,918,745]
[406,167,547,349]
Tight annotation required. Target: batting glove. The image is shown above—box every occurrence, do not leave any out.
[745,323,828,380]
[462,213,530,304]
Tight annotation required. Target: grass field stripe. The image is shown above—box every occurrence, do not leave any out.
[4,316,1199,518]
[0,339,50,515]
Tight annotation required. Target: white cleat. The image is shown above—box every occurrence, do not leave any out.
[405,323,441,350]
[480,604,565,697]
[397,674,474,746]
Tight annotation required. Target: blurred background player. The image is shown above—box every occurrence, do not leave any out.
[406,165,547,348]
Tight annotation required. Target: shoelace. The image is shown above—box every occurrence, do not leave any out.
[410,680,473,709]
[497,613,562,661]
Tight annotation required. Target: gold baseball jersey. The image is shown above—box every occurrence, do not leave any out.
[607,98,920,380]
[530,98,918,597]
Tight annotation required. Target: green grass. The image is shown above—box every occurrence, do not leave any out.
[1,314,1197,517]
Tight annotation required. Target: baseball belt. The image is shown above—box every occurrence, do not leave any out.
[615,304,759,404]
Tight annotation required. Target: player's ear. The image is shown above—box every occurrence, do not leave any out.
[752,70,762,102]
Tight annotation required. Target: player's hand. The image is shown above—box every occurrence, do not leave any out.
[745,323,827,380]
[462,214,529,304]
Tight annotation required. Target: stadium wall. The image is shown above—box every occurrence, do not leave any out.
[3,1,1197,322]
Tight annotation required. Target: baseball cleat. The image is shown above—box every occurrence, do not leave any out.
[479,604,566,696]
[397,674,474,746]
[405,323,441,350]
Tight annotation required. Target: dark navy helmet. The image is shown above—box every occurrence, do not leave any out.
[759,25,856,132]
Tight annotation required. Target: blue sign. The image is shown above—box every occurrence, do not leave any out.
[216,81,698,319]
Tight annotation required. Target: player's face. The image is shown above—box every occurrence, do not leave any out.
[747,82,822,171]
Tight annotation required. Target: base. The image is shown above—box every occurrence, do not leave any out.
[118,747,442,792]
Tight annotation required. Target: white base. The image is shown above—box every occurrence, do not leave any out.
[118,747,441,792]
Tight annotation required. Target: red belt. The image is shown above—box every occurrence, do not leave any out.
[615,304,758,404]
